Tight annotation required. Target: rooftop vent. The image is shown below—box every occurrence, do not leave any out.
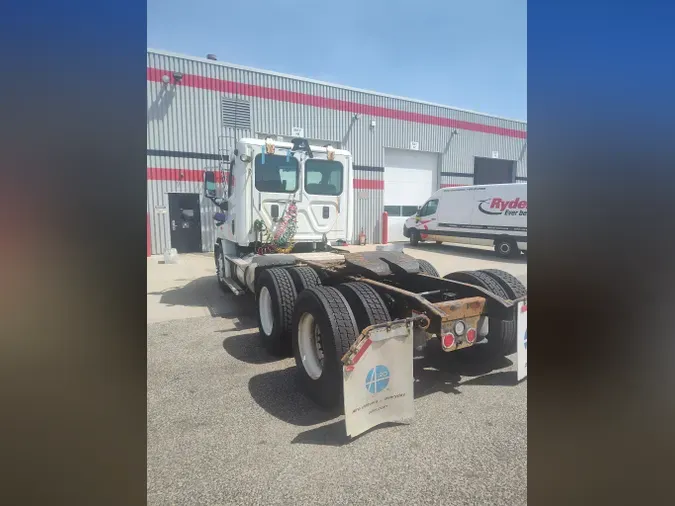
[206,54,217,61]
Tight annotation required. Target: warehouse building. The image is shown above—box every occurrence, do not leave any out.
[147,49,527,255]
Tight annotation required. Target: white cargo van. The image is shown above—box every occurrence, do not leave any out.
[402,183,527,258]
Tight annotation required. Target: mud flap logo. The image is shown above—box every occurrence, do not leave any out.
[366,365,390,393]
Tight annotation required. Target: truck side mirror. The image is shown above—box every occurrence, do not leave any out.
[204,171,217,199]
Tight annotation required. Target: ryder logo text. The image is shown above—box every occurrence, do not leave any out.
[478,197,528,216]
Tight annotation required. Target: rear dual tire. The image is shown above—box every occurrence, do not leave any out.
[336,282,391,331]
[255,266,323,358]
[287,266,321,292]
[416,259,440,277]
[292,286,359,410]
[256,268,297,357]
[293,283,391,410]
[479,269,527,300]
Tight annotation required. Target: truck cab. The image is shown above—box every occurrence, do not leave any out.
[205,137,354,251]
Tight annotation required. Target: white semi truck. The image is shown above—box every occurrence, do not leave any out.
[204,137,527,436]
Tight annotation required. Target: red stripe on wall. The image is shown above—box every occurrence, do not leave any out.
[147,68,526,139]
[441,183,465,188]
[353,178,384,190]
[147,167,226,183]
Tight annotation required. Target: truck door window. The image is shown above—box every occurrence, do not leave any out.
[304,159,344,196]
[254,154,299,193]
[419,199,438,217]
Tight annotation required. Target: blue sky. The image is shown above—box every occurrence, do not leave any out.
[147,0,526,120]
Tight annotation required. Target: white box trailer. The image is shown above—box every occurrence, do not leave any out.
[403,183,527,258]
[204,138,527,437]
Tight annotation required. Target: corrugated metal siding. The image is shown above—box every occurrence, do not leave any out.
[353,169,384,244]
[147,50,526,252]
[516,140,528,179]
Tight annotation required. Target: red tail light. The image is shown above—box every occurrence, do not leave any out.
[442,333,455,349]
[466,328,477,344]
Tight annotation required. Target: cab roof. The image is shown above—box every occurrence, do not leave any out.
[238,137,351,157]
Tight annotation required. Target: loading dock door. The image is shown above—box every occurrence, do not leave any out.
[384,149,439,242]
[474,157,516,185]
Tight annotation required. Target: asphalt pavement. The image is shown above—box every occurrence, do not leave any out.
[147,244,527,505]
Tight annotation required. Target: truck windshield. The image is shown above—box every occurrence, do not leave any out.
[304,159,344,196]
[254,154,299,193]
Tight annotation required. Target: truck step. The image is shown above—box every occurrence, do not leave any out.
[223,277,246,296]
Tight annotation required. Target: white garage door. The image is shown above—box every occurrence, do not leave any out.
[384,148,439,242]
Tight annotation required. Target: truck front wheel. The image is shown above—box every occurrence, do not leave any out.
[292,286,359,410]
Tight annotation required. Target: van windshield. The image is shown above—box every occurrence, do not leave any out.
[304,159,344,196]
[419,199,438,217]
[254,154,299,193]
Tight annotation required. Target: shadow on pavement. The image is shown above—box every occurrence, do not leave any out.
[148,276,257,318]
[291,420,407,446]
[221,329,283,365]
[460,370,519,386]
[413,340,514,398]
[214,315,258,333]
[404,243,527,264]
[248,367,338,427]
[248,338,514,445]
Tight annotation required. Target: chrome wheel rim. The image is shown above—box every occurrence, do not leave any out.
[298,312,324,380]
[259,286,274,336]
